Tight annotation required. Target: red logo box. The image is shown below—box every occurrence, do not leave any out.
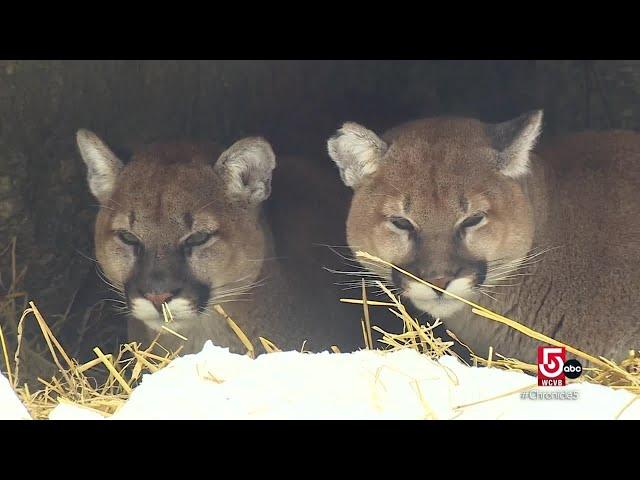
[537,346,566,386]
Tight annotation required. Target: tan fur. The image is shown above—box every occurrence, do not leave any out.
[329,116,640,363]
[80,134,361,355]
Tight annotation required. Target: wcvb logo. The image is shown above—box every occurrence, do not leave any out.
[538,346,566,386]
[537,346,582,386]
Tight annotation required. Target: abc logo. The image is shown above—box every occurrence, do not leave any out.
[563,359,583,379]
[537,346,583,386]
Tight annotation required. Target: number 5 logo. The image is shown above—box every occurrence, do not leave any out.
[537,346,566,386]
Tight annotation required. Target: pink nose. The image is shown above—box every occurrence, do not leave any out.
[144,292,173,308]
[430,277,451,292]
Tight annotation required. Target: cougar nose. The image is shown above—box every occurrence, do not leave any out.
[144,292,174,308]
[430,277,452,296]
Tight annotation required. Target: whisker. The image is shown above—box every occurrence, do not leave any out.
[487,245,562,272]
[486,272,533,281]
[477,289,499,302]
[100,298,128,305]
[325,269,383,277]
[312,243,357,250]
[75,249,99,264]
[478,282,521,288]
[195,199,219,213]
[245,256,287,263]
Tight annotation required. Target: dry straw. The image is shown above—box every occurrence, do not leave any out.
[1,246,639,419]
[0,301,184,419]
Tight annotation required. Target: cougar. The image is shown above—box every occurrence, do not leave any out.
[77,131,360,355]
[327,110,640,363]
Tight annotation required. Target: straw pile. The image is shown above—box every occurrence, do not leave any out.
[1,247,639,419]
[342,252,640,395]
[0,301,182,419]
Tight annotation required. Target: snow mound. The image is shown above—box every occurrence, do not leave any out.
[0,372,31,420]
[51,342,640,420]
[2,341,638,420]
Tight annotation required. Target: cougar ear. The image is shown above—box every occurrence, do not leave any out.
[214,137,276,204]
[76,129,124,204]
[327,122,388,188]
[486,110,543,178]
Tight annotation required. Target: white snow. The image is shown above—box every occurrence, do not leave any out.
[2,342,639,420]
[0,372,31,420]
[52,342,640,420]
[48,400,108,420]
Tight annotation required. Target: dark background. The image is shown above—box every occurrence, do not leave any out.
[1,60,639,380]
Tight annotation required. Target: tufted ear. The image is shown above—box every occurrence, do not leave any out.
[76,129,124,204]
[486,110,543,178]
[214,137,276,204]
[327,122,388,188]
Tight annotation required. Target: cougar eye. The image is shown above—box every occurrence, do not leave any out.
[389,216,415,232]
[184,231,214,247]
[117,230,141,246]
[460,213,486,229]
